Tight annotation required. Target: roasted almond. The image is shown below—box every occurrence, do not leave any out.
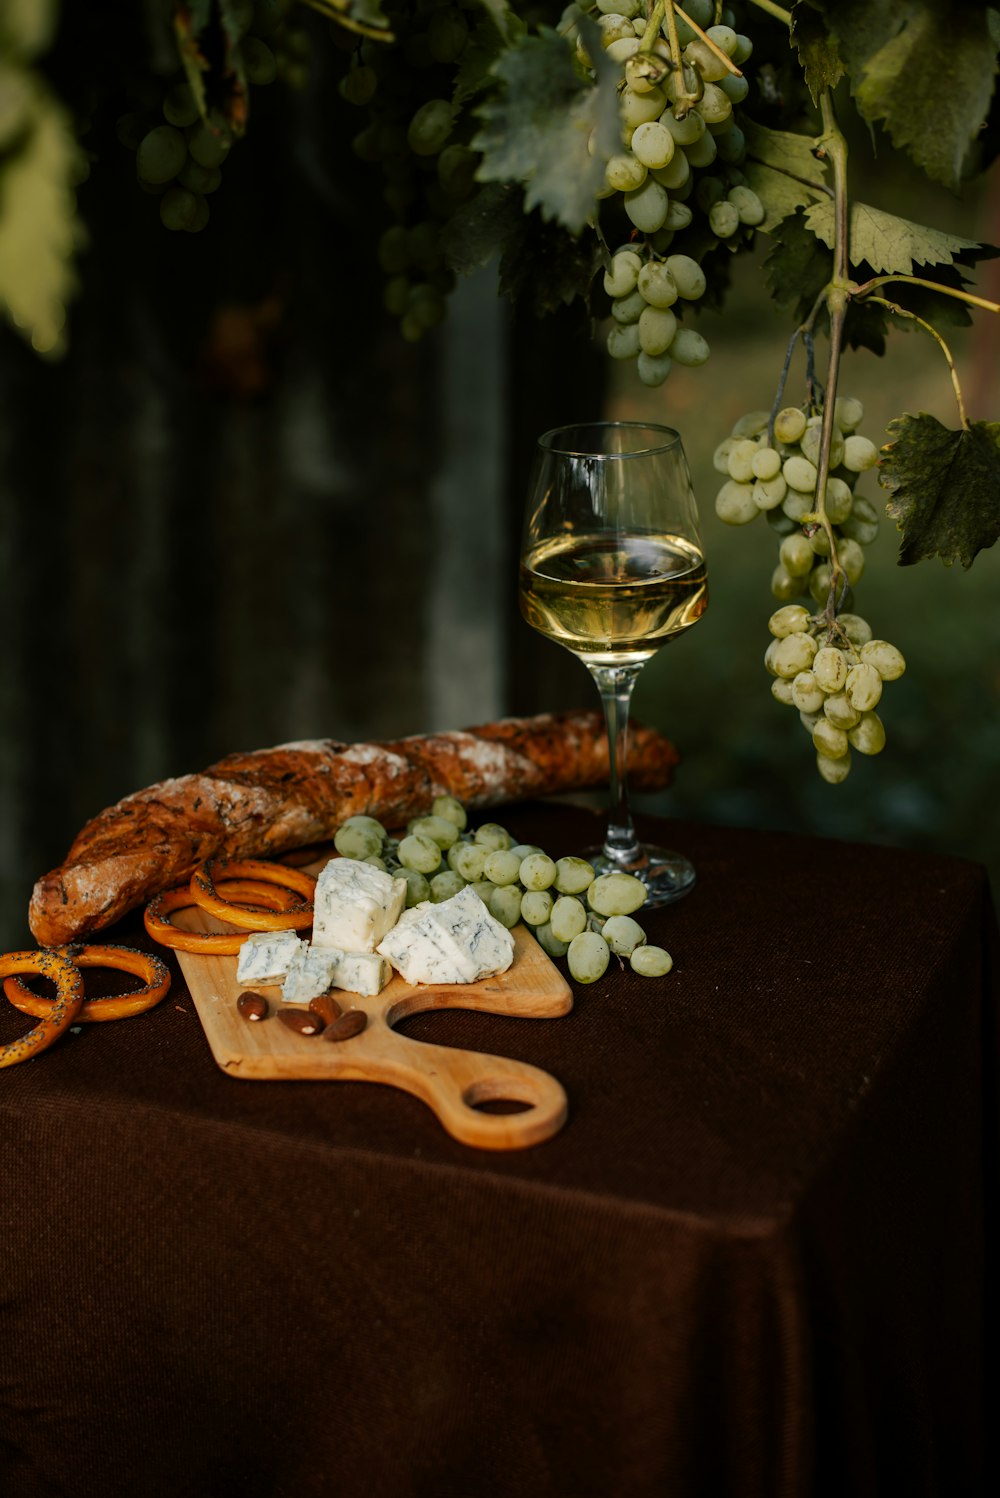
[277,1007,323,1037]
[323,1009,368,1042]
[309,992,343,1027]
[236,991,269,1022]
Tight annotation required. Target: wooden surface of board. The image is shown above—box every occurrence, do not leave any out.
[175,895,574,1151]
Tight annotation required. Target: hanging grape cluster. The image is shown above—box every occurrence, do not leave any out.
[714,397,907,782]
[337,2,477,342]
[573,0,763,387]
[115,0,286,233]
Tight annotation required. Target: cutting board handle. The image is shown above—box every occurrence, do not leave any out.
[356,1024,568,1150]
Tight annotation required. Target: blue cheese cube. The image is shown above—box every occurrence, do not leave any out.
[281,943,391,1002]
[376,885,515,985]
[235,929,304,986]
[281,946,346,1004]
[312,858,407,953]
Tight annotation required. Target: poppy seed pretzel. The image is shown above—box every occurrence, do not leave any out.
[28,710,679,946]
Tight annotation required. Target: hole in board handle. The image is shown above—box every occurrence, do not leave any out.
[462,1079,538,1116]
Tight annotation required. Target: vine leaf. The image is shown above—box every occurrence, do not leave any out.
[453,9,524,106]
[880,413,1000,567]
[472,24,620,236]
[804,199,985,275]
[740,117,828,232]
[0,76,83,356]
[789,1,844,104]
[808,0,1000,188]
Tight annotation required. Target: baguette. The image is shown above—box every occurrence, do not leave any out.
[28,710,678,946]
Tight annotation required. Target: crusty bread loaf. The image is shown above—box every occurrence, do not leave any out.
[28,711,678,946]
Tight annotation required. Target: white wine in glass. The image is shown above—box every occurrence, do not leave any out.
[519,421,707,905]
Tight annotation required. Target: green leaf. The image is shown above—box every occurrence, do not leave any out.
[810,0,1000,188]
[804,199,984,275]
[740,116,829,232]
[443,181,524,275]
[880,412,1000,567]
[0,76,83,357]
[0,0,58,59]
[761,211,889,354]
[498,210,602,316]
[761,210,832,320]
[453,15,514,106]
[472,24,620,236]
[789,1,844,105]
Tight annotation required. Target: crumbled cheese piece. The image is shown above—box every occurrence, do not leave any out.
[235,929,304,986]
[311,858,407,953]
[376,885,515,985]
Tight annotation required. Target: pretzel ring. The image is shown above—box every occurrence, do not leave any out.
[3,944,171,1024]
[144,877,306,954]
[189,857,315,932]
[0,949,85,1068]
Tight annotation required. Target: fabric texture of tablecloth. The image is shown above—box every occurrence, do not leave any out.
[1,805,996,1498]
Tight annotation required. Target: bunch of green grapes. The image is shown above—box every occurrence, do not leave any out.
[115,0,283,233]
[713,396,906,782]
[713,396,882,607]
[332,800,675,984]
[338,3,477,342]
[763,605,906,784]
[569,0,762,387]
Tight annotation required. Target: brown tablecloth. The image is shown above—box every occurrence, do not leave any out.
[1,806,996,1498]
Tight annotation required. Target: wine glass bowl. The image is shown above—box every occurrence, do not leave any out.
[518,421,707,905]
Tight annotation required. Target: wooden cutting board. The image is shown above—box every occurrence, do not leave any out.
[175,899,573,1151]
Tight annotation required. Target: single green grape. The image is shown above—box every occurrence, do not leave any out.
[137,125,187,185]
[601,915,647,958]
[474,823,512,852]
[162,83,199,128]
[431,794,467,830]
[519,853,557,891]
[395,867,431,907]
[488,885,522,929]
[448,842,489,882]
[484,849,521,886]
[159,186,199,231]
[535,922,570,959]
[407,99,453,156]
[334,823,384,860]
[549,896,588,944]
[409,814,459,849]
[553,857,595,896]
[398,833,442,875]
[520,890,553,927]
[587,872,646,918]
[186,114,233,169]
[430,870,467,902]
[567,932,611,984]
[510,843,543,861]
[243,37,277,85]
[630,945,673,977]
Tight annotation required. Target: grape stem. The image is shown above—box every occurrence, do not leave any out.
[865,296,970,429]
[661,2,700,108]
[812,91,851,619]
[671,4,744,76]
[745,0,793,24]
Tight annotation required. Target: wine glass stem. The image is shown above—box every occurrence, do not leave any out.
[589,663,644,866]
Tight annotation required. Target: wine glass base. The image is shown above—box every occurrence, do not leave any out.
[582,844,696,908]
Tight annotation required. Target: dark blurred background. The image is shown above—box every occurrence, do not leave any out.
[1,5,997,949]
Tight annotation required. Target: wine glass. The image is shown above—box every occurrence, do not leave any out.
[518,421,707,906]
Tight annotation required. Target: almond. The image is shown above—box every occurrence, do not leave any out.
[322,1010,368,1042]
[236,991,269,1022]
[277,1007,323,1037]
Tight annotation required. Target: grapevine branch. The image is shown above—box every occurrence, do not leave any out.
[852,273,1000,317]
[810,91,851,619]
